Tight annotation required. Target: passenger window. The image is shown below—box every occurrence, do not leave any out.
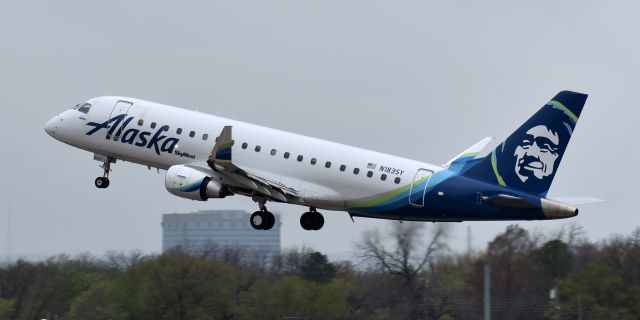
[311,158,317,165]
[381,174,387,181]
[297,155,303,162]
[176,128,182,135]
[242,143,248,149]
[189,131,195,138]
[162,125,169,132]
[255,145,261,152]
[367,171,373,178]
[138,119,144,126]
[340,165,346,172]
[284,152,290,159]
[151,122,156,129]
[203,134,209,140]
[270,149,277,156]
[77,103,92,114]
[325,161,332,168]
[353,168,360,175]
[394,177,401,184]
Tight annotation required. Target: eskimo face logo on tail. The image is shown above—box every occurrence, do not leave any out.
[513,125,560,182]
[86,114,179,155]
[487,101,579,196]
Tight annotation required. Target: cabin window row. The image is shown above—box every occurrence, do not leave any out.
[240,142,402,184]
[136,119,209,140]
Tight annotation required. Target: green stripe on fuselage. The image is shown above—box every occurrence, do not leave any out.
[349,175,430,209]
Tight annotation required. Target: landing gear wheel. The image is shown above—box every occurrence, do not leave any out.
[250,211,266,230]
[312,212,324,230]
[263,211,275,230]
[250,210,275,230]
[95,177,110,189]
[300,211,324,230]
[300,212,314,230]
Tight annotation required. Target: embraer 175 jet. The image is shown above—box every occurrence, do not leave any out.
[45,91,598,231]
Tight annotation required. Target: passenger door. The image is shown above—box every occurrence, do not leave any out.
[106,100,133,140]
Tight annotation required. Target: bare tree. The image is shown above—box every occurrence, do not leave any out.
[356,222,451,319]
[358,222,450,283]
[550,222,587,247]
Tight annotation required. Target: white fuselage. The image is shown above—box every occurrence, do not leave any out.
[45,96,441,211]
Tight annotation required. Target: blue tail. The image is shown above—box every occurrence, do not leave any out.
[463,91,588,196]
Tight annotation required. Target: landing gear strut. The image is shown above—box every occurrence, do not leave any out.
[300,208,324,231]
[95,157,115,189]
[250,201,275,230]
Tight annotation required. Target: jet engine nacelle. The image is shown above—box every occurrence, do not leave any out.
[165,165,229,201]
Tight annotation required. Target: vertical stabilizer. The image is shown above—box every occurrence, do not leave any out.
[463,91,588,196]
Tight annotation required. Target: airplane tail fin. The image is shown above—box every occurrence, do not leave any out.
[463,91,588,196]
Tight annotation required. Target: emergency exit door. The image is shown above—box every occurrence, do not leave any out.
[409,168,433,207]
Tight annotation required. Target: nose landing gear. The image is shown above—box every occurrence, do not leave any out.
[95,157,115,189]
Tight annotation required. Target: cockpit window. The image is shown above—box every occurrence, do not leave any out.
[76,103,92,114]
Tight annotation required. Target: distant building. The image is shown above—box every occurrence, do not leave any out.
[161,210,281,255]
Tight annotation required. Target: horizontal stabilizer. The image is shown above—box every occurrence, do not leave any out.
[549,197,609,206]
[444,137,493,167]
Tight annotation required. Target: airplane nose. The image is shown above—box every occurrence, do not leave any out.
[44,116,60,136]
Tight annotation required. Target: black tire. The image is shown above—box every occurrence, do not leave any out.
[95,177,105,189]
[263,211,275,230]
[300,212,314,230]
[312,212,324,230]
[250,211,265,230]
[103,178,110,188]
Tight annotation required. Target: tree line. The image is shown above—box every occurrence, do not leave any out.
[0,223,639,320]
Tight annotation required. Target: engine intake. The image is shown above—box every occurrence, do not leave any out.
[165,165,229,201]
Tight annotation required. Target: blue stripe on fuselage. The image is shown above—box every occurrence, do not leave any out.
[348,169,546,221]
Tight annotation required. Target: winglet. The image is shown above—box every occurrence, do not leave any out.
[444,137,493,167]
[208,126,234,169]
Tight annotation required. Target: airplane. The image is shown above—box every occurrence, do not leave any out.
[45,91,601,231]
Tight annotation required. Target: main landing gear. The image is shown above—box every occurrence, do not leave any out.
[248,197,324,231]
[250,202,276,230]
[95,157,115,189]
[300,208,324,231]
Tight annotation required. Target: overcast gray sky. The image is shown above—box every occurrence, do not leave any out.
[0,0,636,258]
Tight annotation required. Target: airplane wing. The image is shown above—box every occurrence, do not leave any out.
[186,126,302,204]
[443,137,493,167]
